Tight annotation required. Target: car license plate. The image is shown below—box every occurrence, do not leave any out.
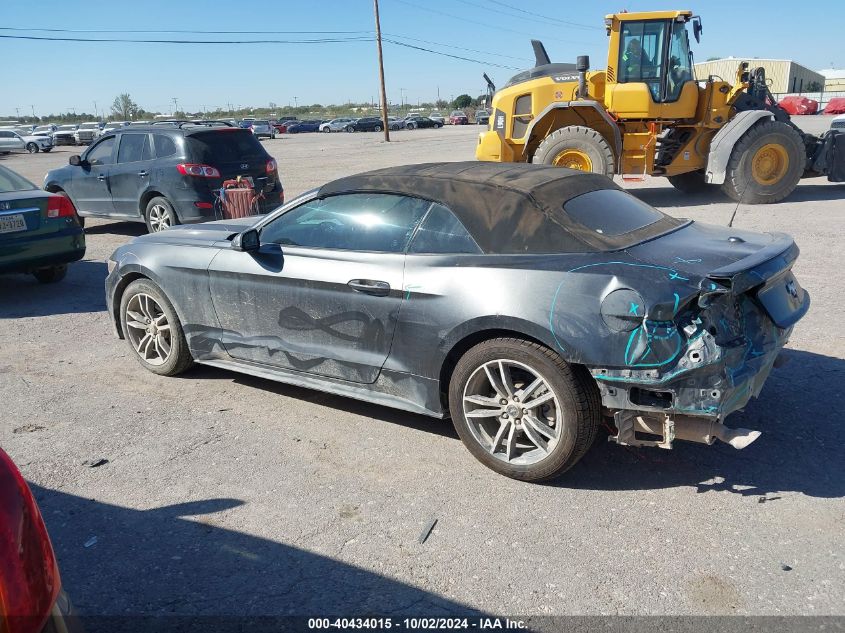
[0,214,27,234]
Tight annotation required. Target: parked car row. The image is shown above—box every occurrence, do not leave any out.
[0,127,54,153]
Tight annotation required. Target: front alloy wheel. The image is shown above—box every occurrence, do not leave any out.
[120,279,193,376]
[125,293,172,367]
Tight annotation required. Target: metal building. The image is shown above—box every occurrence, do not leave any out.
[693,58,825,93]
[819,69,845,92]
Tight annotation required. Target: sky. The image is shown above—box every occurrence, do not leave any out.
[1,0,842,118]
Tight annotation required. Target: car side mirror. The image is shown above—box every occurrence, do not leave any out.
[69,155,83,166]
[233,228,260,252]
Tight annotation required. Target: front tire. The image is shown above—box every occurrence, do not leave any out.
[448,338,600,482]
[532,125,615,177]
[374,125,382,132]
[27,142,39,153]
[120,278,193,376]
[33,265,67,284]
[721,120,805,204]
[144,196,179,233]
[407,123,416,130]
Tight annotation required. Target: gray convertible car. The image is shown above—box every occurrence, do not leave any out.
[105,163,809,481]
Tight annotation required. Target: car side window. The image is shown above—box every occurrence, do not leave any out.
[261,193,430,253]
[86,137,115,165]
[117,133,152,163]
[152,134,179,159]
[408,203,482,254]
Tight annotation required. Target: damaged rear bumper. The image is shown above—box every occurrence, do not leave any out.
[590,239,810,450]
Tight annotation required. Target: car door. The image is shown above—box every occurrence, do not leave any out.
[71,135,116,215]
[207,192,431,383]
[109,133,154,216]
[0,131,26,153]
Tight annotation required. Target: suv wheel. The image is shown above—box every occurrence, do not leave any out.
[407,123,416,130]
[345,126,355,133]
[374,125,382,132]
[145,197,180,233]
[26,142,39,153]
[448,338,600,482]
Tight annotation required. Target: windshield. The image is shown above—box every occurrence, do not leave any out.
[80,123,98,129]
[0,165,38,192]
[58,125,76,131]
[253,121,270,125]
[35,126,51,131]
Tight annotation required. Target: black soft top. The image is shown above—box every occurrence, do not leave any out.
[319,162,685,253]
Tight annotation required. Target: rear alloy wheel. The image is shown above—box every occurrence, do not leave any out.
[374,125,382,132]
[722,120,805,204]
[26,142,39,153]
[449,338,600,482]
[532,125,615,177]
[407,123,416,130]
[145,196,179,233]
[120,279,193,376]
[32,265,67,284]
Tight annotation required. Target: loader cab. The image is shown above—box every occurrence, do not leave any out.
[605,11,701,120]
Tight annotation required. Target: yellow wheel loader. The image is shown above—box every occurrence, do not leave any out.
[476,10,845,203]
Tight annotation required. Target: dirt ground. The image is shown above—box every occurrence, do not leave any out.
[1,118,843,617]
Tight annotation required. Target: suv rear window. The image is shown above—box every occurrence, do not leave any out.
[186,130,266,163]
[562,189,663,236]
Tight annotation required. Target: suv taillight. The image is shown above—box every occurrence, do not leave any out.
[176,164,221,178]
[266,159,277,174]
[46,195,75,218]
[0,448,61,633]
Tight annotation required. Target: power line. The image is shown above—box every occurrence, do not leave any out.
[454,0,599,32]
[484,0,602,30]
[383,38,520,70]
[383,32,531,62]
[389,0,572,44]
[0,34,373,44]
[0,26,373,35]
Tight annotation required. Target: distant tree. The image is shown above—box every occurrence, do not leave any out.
[111,93,140,120]
[435,99,448,109]
[453,94,473,109]
[806,81,822,92]
[706,56,721,61]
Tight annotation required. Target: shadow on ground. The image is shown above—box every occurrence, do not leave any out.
[33,485,477,625]
[0,260,107,318]
[181,348,843,499]
[631,182,845,208]
[560,348,845,498]
[82,221,147,237]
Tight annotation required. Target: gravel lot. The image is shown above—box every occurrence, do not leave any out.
[1,119,843,618]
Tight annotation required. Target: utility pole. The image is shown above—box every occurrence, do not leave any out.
[172,97,179,116]
[15,107,20,119]
[93,101,98,120]
[30,105,35,119]
[373,0,390,141]
[293,96,298,108]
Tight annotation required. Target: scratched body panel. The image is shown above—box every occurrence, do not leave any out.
[105,162,810,429]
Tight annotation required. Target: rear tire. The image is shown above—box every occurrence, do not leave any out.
[374,125,382,132]
[667,170,710,194]
[407,123,416,130]
[345,126,355,133]
[721,120,805,204]
[448,337,600,482]
[144,196,180,233]
[120,278,193,376]
[532,125,615,177]
[33,265,67,284]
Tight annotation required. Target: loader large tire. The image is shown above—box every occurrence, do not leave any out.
[721,120,805,204]
[532,126,615,178]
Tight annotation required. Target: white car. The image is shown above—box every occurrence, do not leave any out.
[319,118,354,133]
[428,111,445,125]
[102,121,130,134]
[0,128,53,153]
[74,121,102,144]
[831,114,845,130]
[52,124,79,145]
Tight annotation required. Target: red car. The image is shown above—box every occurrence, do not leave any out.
[449,110,469,125]
[0,448,78,633]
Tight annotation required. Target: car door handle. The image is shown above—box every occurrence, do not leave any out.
[138,170,148,177]
[347,279,390,296]
[97,174,106,181]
